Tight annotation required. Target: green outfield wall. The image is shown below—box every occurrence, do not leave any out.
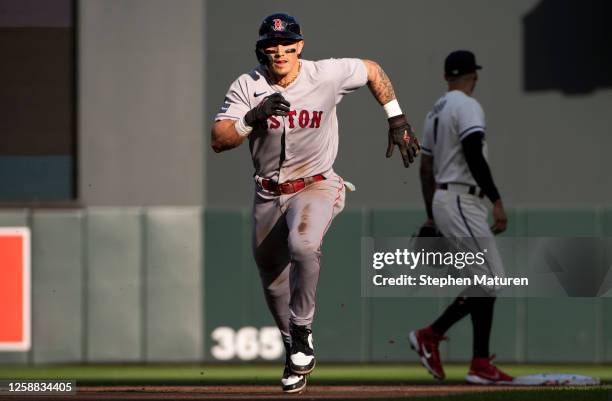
[0,207,610,364]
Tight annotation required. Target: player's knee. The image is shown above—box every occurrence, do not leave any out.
[288,235,320,261]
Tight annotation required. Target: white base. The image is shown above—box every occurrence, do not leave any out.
[511,373,600,386]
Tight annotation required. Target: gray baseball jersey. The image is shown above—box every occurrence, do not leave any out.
[215,58,368,184]
[216,58,368,341]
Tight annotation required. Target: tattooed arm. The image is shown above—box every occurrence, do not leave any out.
[362,59,396,105]
[362,59,420,167]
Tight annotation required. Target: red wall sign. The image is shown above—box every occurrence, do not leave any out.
[0,228,31,351]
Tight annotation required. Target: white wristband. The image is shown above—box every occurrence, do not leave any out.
[235,117,253,137]
[383,99,403,118]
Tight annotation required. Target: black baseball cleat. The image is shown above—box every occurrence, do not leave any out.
[289,323,316,375]
[281,363,307,393]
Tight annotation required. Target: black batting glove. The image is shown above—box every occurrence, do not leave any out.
[386,114,421,168]
[244,93,291,126]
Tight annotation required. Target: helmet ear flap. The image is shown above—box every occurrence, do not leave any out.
[255,47,268,65]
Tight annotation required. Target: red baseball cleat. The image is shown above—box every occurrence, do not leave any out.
[466,355,514,384]
[409,326,447,380]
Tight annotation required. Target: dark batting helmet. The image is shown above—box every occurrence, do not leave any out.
[255,13,303,65]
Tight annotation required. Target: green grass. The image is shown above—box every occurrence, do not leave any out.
[0,363,609,385]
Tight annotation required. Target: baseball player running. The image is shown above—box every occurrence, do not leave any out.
[409,50,513,384]
[212,13,419,393]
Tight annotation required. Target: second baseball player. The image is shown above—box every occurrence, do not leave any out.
[410,50,513,384]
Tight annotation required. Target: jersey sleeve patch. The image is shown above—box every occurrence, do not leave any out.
[214,75,251,121]
[219,97,231,113]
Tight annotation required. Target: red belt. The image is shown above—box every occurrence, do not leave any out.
[260,174,326,195]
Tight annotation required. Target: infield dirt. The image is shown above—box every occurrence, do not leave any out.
[34,384,537,401]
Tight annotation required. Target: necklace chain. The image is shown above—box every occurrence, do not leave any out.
[273,61,301,88]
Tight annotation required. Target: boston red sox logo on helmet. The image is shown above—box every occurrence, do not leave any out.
[272,18,285,31]
[256,13,303,65]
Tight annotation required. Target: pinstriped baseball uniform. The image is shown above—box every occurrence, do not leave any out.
[215,58,368,341]
[421,90,505,292]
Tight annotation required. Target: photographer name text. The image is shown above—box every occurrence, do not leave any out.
[372,274,528,287]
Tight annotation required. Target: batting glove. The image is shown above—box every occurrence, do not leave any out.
[244,93,291,126]
[386,114,420,168]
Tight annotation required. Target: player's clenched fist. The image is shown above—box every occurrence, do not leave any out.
[386,114,420,168]
[244,93,291,126]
